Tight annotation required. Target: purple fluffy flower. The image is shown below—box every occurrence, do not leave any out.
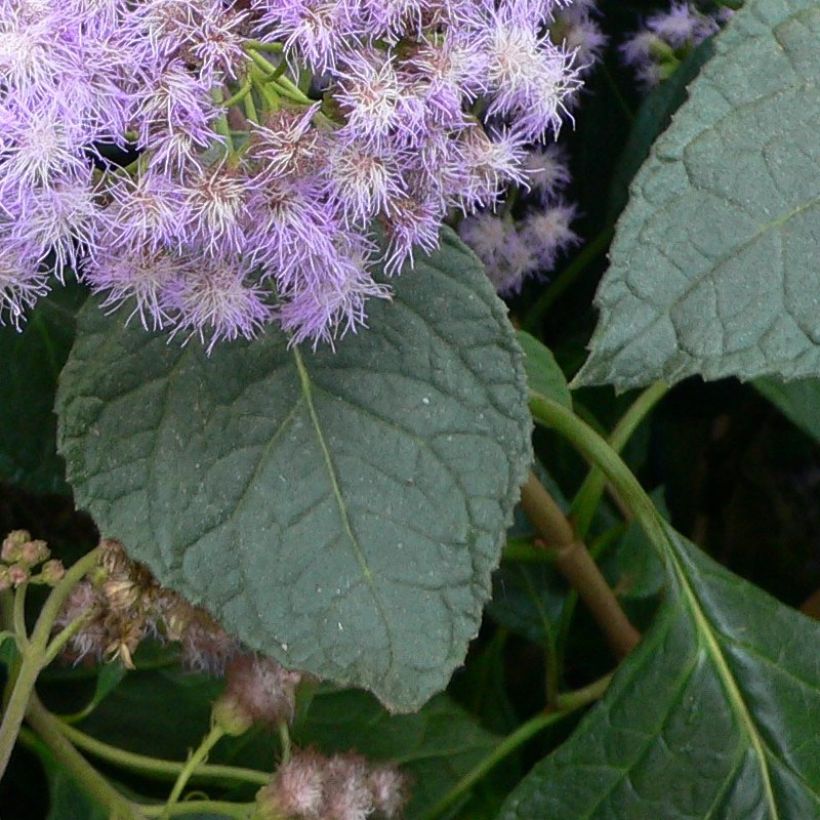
[0,0,585,349]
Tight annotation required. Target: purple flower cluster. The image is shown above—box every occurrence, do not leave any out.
[458,143,579,294]
[621,2,732,88]
[0,0,585,349]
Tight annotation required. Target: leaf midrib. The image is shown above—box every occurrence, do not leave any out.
[662,522,781,819]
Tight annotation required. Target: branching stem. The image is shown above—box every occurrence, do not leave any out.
[520,471,640,658]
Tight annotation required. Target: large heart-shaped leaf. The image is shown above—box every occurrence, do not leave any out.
[500,522,820,819]
[576,0,820,389]
[56,229,532,711]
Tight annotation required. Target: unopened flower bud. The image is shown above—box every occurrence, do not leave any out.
[2,530,31,563]
[41,559,66,586]
[257,751,326,819]
[8,564,30,587]
[0,565,11,592]
[222,654,302,729]
[212,693,254,737]
[19,539,50,567]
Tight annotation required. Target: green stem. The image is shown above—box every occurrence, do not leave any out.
[143,801,254,818]
[522,227,614,333]
[0,629,42,776]
[26,695,141,819]
[571,382,670,538]
[42,612,91,667]
[162,725,226,817]
[0,549,101,778]
[223,77,253,108]
[243,39,284,53]
[278,721,291,765]
[529,394,666,548]
[29,548,102,652]
[421,674,611,820]
[13,581,29,648]
[56,720,269,786]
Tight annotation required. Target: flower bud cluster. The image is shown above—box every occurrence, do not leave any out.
[1,0,586,349]
[459,144,578,294]
[621,2,733,88]
[256,750,408,820]
[0,530,64,590]
[54,538,241,671]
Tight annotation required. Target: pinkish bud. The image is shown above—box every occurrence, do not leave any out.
[19,539,50,567]
[2,530,31,563]
[222,654,302,729]
[8,564,30,588]
[257,751,326,819]
[40,559,66,586]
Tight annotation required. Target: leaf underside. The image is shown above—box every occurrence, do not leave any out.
[500,523,820,819]
[576,0,820,389]
[56,229,532,711]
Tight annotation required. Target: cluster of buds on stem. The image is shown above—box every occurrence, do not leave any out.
[53,538,241,670]
[620,1,735,88]
[0,530,65,590]
[256,750,408,820]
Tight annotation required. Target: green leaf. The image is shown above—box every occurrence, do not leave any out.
[0,286,86,494]
[576,0,820,389]
[295,688,504,819]
[754,377,820,442]
[56,229,532,711]
[607,39,715,220]
[58,663,127,724]
[516,332,572,409]
[500,522,820,819]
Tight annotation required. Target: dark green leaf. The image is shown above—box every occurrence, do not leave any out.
[607,39,715,219]
[501,522,820,819]
[295,688,502,819]
[488,563,565,647]
[0,286,86,494]
[516,331,572,408]
[56,229,532,711]
[576,0,820,389]
[754,377,820,442]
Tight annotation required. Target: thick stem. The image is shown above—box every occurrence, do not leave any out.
[529,394,667,549]
[0,549,101,778]
[420,674,611,820]
[571,382,669,537]
[520,472,640,658]
[0,633,43,777]
[162,725,226,817]
[25,695,141,819]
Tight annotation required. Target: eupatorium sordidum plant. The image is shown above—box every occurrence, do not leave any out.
[1,0,820,818]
